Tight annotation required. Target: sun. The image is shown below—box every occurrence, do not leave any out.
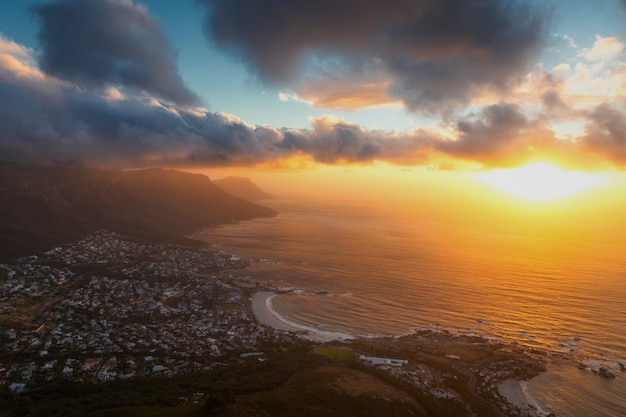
[474,162,605,201]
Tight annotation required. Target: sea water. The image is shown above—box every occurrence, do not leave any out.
[198,198,626,416]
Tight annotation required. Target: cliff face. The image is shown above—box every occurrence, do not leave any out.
[213,176,274,201]
[0,162,277,260]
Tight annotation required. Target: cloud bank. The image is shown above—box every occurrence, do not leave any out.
[0,32,621,170]
[199,0,550,112]
[0,36,435,166]
[0,0,626,170]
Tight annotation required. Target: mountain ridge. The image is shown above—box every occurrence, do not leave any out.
[0,162,277,260]
[213,176,274,201]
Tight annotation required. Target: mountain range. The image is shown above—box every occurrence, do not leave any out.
[0,162,277,261]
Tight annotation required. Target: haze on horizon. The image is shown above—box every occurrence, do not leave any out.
[1,0,626,214]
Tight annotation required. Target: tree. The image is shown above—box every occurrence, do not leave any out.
[205,389,236,413]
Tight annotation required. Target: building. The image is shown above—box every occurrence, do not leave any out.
[359,355,408,367]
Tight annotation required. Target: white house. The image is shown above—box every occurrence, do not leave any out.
[359,355,408,367]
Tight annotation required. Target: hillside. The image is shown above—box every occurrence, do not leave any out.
[213,176,274,201]
[0,162,277,260]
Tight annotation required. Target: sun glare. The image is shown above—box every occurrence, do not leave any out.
[475,162,605,201]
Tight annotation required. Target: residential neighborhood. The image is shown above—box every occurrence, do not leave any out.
[0,231,298,391]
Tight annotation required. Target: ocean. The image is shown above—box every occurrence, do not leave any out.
[197,198,626,416]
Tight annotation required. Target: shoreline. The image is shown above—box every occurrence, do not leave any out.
[497,379,551,417]
[251,289,555,415]
[250,291,354,342]
[251,291,304,333]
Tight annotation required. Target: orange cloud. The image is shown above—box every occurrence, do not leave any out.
[294,79,398,110]
[0,37,45,82]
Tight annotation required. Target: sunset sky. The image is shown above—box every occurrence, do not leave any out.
[2,0,626,201]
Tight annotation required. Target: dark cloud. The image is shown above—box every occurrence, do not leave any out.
[581,104,626,163]
[199,0,550,112]
[32,0,199,106]
[280,117,436,164]
[541,90,566,110]
[436,103,565,167]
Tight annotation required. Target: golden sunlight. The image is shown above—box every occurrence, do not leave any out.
[474,162,606,201]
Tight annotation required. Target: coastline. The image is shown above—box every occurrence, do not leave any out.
[250,291,354,342]
[251,289,556,415]
[497,379,550,417]
[251,291,303,333]
[196,212,623,417]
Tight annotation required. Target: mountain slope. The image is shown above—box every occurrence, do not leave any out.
[0,162,277,260]
[213,176,274,201]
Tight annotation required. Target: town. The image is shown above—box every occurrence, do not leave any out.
[0,231,299,393]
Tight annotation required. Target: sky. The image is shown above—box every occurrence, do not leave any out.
[1,0,626,174]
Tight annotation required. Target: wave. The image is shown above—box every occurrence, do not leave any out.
[264,293,356,342]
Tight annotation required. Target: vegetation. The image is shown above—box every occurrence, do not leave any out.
[312,346,356,362]
[218,303,243,312]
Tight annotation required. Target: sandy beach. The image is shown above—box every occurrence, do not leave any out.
[251,291,305,332]
[250,291,353,342]
[497,379,549,417]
